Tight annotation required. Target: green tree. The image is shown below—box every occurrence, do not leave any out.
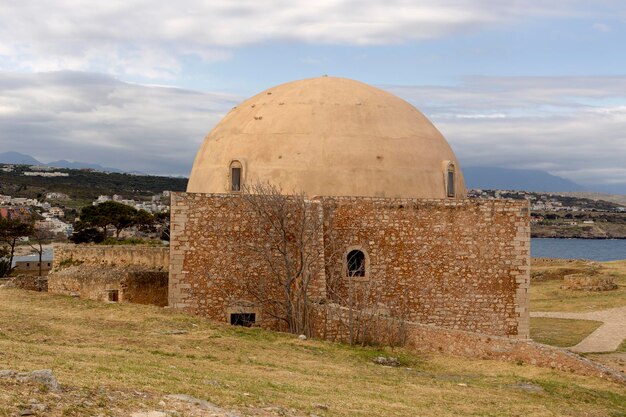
[0,246,10,277]
[70,227,105,244]
[134,209,154,231]
[0,217,34,277]
[77,201,153,239]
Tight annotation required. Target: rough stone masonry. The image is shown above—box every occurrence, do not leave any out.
[169,193,530,338]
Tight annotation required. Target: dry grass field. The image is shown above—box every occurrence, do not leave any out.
[0,288,625,416]
[531,260,626,312]
[530,317,603,347]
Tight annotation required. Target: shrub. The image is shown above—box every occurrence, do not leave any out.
[70,228,105,244]
[0,258,10,278]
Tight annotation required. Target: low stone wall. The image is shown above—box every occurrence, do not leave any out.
[53,244,169,271]
[49,265,168,306]
[4,275,48,292]
[531,258,595,267]
[562,274,617,291]
[49,244,169,306]
[311,304,626,384]
[120,270,169,306]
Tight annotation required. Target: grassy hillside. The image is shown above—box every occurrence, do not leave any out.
[530,317,603,347]
[563,192,626,207]
[0,164,187,200]
[0,288,625,416]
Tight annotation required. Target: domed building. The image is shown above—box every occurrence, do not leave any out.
[187,76,466,199]
[169,77,530,342]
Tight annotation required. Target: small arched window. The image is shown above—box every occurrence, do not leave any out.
[446,163,455,198]
[229,160,242,192]
[346,250,365,277]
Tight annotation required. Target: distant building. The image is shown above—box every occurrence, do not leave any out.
[24,171,69,177]
[46,192,69,200]
[48,207,65,218]
[0,206,32,221]
[12,251,54,276]
[14,260,52,276]
[28,165,54,171]
[36,218,72,236]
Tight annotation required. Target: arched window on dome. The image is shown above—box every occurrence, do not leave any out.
[229,160,243,192]
[346,249,366,277]
[446,163,456,198]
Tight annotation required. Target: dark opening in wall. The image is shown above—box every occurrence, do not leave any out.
[447,165,455,197]
[108,289,119,302]
[230,313,256,327]
[231,167,241,191]
[347,250,365,277]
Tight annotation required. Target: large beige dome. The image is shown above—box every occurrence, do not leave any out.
[187,76,466,199]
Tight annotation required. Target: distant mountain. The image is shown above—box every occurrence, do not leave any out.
[47,159,123,173]
[0,151,42,165]
[0,151,126,173]
[0,151,619,194]
[562,192,626,206]
[462,167,586,193]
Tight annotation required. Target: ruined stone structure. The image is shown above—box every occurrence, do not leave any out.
[48,245,169,306]
[170,76,531,339]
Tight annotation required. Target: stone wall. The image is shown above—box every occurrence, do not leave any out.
[170,193,529,338]
[323,197,529,338]
[120,270,169,306]
[169,193,327,329]
[49,244,169,306]
[311,304,625,384]
[49,265,168,306]
[4,275,48,292]
[53,244,169,270]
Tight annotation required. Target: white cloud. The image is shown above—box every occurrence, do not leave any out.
[385,76,626,190]
[1,71,625,192]
[0,0,620,78]
[456,113,506,119]
[0,71,240,175]
[592,22,611,32]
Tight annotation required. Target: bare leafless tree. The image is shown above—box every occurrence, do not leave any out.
[232,182,326,336]
[28,224,55,277]
[223,183,408,345]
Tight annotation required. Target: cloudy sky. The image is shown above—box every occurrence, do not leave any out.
[0,1,625,192]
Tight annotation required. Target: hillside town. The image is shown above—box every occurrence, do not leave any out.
[469,189,626,212]
[2,160,625,244]
[0,185,171,242]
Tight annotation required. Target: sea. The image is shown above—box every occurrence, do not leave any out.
[531,238,626,261]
